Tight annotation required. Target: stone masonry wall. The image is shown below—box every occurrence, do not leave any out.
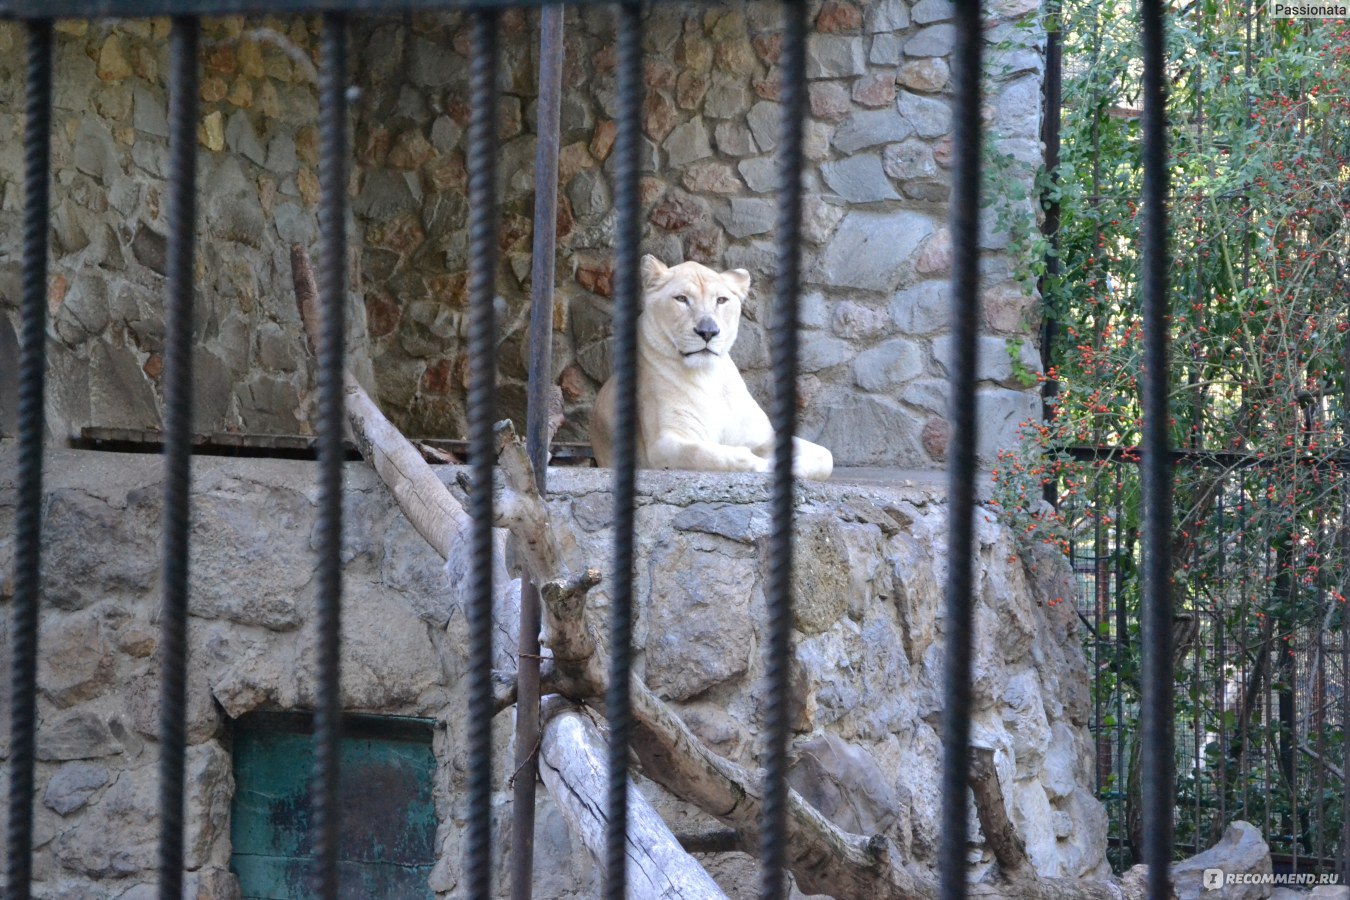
[0,1,1045,468]
[0,17,375,443]
[350,0,1046,465]
[0,447,1108,897]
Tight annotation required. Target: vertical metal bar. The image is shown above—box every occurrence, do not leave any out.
[1216,492,1227,832]
[465,10,501,899]
[1341,570,1348,883]
[1192,622,1201,853]
[311,13,348,899]
[937,0,983,894]
[605,3,642,896]
[511,7,565,899]
[1039,0,1062,508]
[757,0,806,896]
[157,17,199,900]
[4,20,51,900]
[1138,0,1174,888]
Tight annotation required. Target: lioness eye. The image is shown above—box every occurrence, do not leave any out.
[674,294,689,304]
[716,296,729,305]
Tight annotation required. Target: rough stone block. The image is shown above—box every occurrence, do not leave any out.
[714,197,776,238]
[883,138,939,181]
[813,209,934,292]
[73,119,119,186]
[832,107,915,153]
[890,279,951,335]
[43,763,110,816]
[821,153,901,202]
[745,100,780,152]
[1172,822,1272,900]
[912,0,956,23]
[789,733,901,835]
[897,91,952,138]
[805,35,867,79]
[703,77,751,119]
[645,534,756,701]
[224,110,266,167]
[737,156,776,194]
[812,393,926,465]
[830,300,891,341]
[853,337,923,391]
[905,24,956,57]
[713,120,757,156]
[865,0,911,33]
[932,334,1040,385]
[974,386,1040,462]
[870,32,903,65]
[132,86,168,138]
[663,118,713,168]
[37,710,123,762]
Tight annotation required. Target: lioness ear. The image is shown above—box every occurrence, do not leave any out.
[640,255,668,291]
[724,268,751,295]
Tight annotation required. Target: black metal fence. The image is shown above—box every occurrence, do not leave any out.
[1,2,1178,900]
[1064,451,1349,879]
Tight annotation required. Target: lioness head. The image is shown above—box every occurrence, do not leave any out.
[639,255,751,369]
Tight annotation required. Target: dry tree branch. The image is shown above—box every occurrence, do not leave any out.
[289,245,1174,899]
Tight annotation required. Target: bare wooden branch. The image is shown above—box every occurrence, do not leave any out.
[970,746,1029,875]
[496,419,563,581]
[293,246,470,563]
[538,697,730,899]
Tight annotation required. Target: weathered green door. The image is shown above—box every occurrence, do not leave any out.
[230,713,438,899]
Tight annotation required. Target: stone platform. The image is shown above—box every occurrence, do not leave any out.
[0,445,1105,898]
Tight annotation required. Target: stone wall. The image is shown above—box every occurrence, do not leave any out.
[0,446,1108,897]
[0,0,1045,468]
[349,1,1046,465]
[0,16,375,443]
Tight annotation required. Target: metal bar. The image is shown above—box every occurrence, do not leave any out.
[310,13,349,899]
[4,19,51,900]
[605,3,642,896]
[1038,0,1062,508]
[0,0,683,16]
[757,0,805,896]
[464,9,501,899]
[1216,492,1228,831]
[938,0,984,894]
[1138,0,1174,887]
[156,16,199,900]
[510,7,565,898]
[1341,568,1348,883]
[1053,443,1350,470]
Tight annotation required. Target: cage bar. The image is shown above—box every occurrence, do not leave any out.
[604,3,643,896]
[1138,0,1175,890]
[4,19,51,900]
[464,9,502,898]
[310,13,350,898]
[510,6,566,897]
[937,0,984,895]
[756,0,807,896]
[155,16,200,900]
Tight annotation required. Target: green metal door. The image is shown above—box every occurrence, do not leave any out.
[230,713,438,899]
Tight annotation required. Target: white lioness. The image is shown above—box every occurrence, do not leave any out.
[590,256,833,481]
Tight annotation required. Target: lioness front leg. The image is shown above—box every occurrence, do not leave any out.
[647,434,771,474]
[790,436,833,481]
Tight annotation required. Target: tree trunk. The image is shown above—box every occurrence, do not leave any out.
[538,697,730,899]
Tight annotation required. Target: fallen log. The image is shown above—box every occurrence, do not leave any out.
[538,697,730,899]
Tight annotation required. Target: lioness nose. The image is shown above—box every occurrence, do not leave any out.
[694,317,720,342]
